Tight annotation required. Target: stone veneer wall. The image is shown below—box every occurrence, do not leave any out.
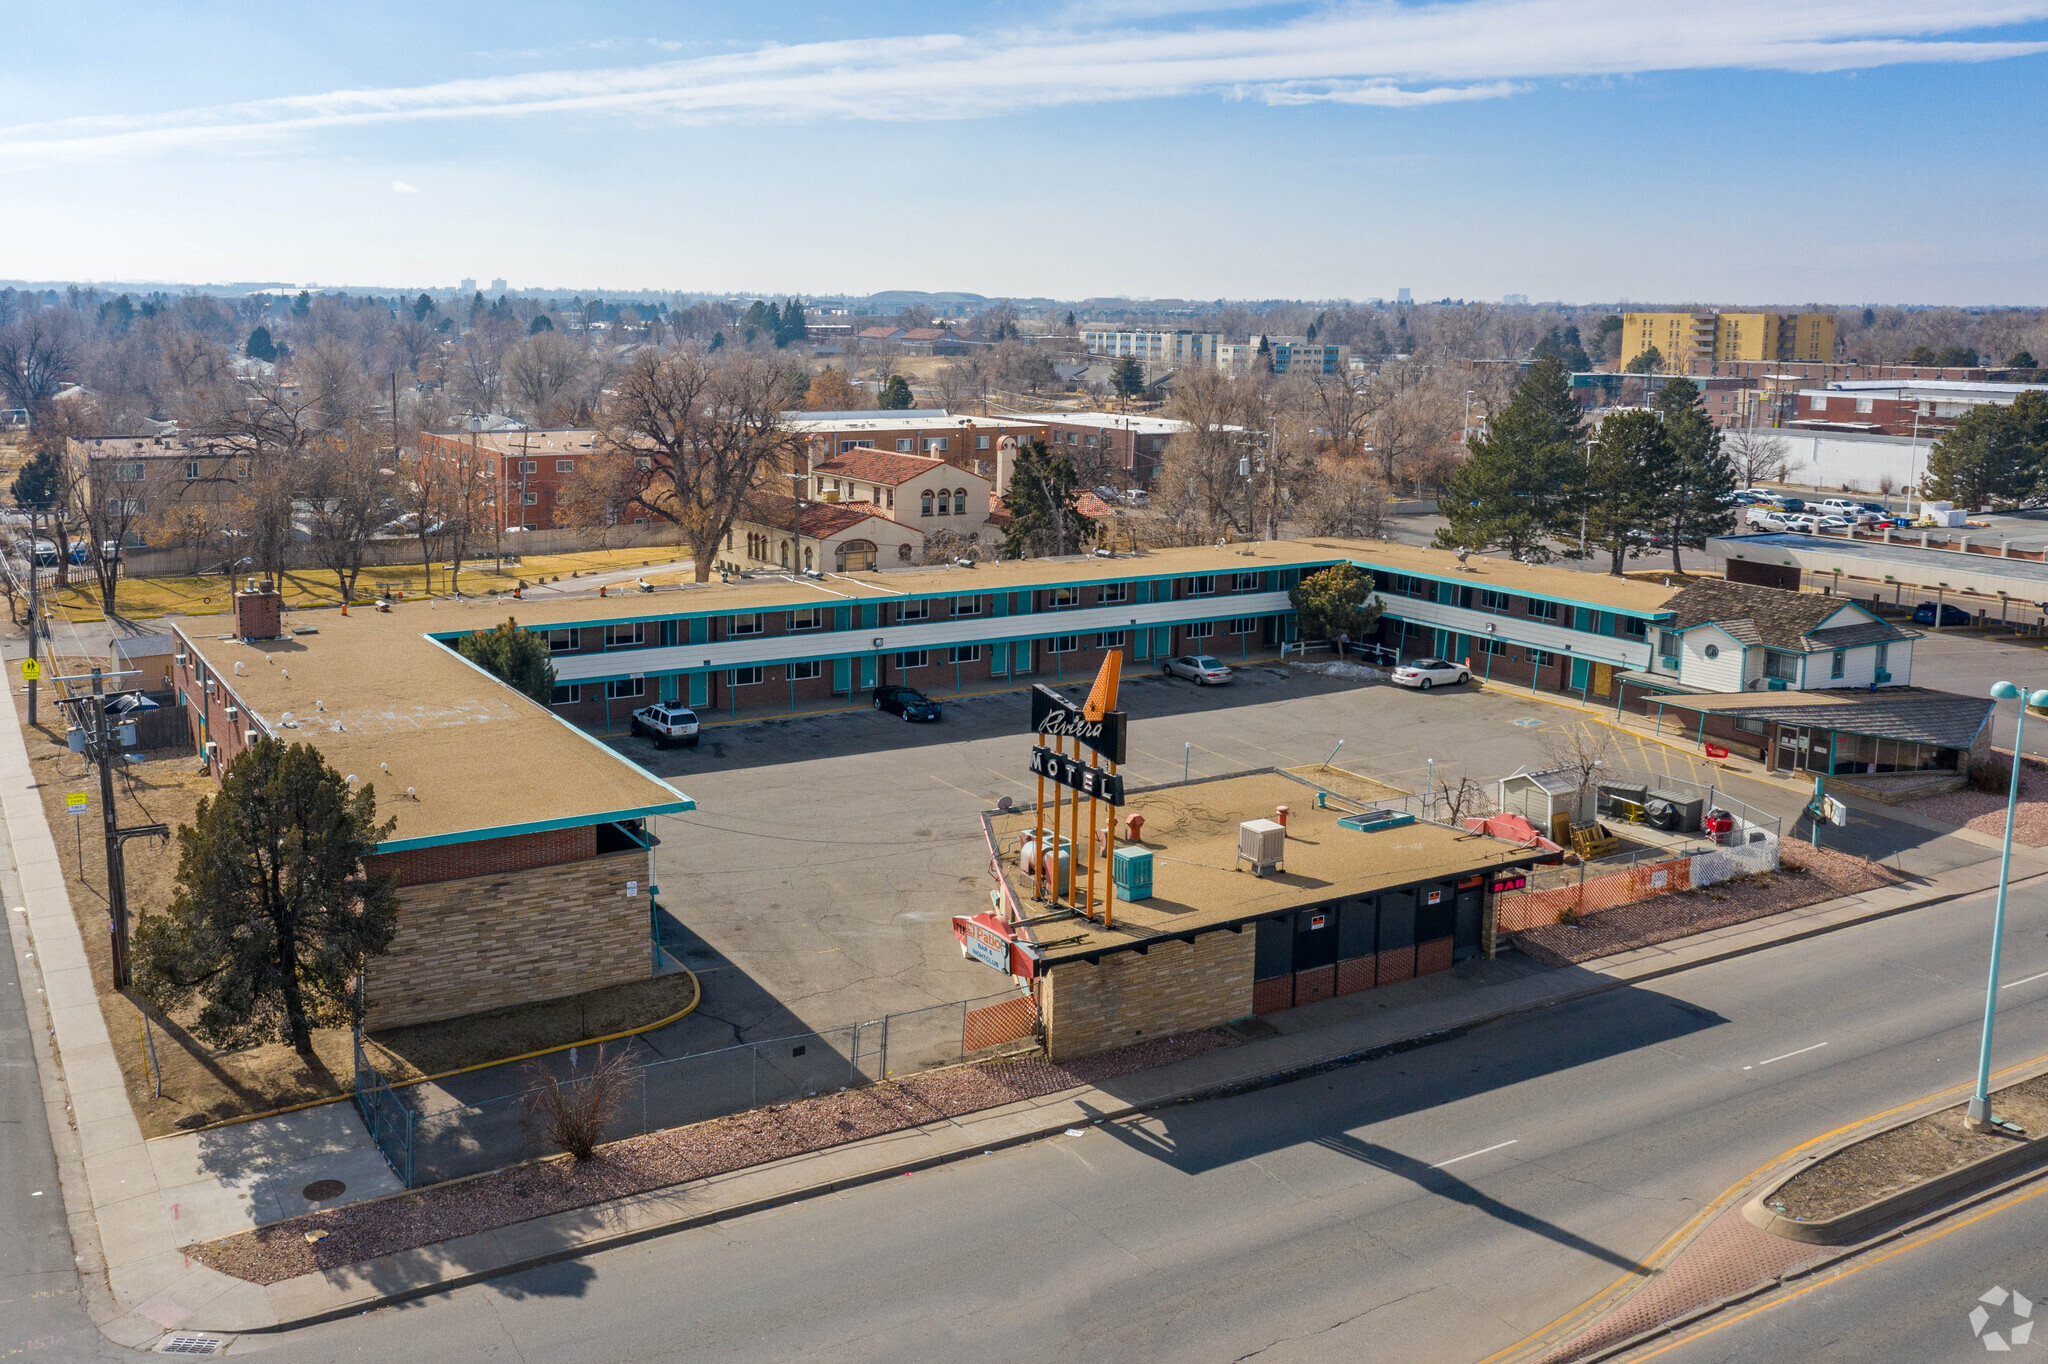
[1040,929,1255,1060]
[364,847,648,1028]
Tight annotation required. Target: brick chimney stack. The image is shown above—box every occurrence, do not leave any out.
[234,579,282,641]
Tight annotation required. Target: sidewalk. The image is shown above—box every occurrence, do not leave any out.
[165,846,2048,1337]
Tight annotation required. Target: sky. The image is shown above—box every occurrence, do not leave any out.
[6,1,2048,305]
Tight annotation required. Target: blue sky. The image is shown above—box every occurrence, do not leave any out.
[6,1,2047,303]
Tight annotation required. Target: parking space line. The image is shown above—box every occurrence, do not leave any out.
[2001,969,2048,990]
[985,768,1033,791]
[930,774,987,802]
[1430,1138,1518,1169]
[1744,1041,1828,1070]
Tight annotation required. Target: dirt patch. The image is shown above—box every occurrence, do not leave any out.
[1908,755,2048,847]
[13,688,696,1136]
[185,1029,1231,1285]
[1770,1071,2048,1224]
[1514,842,1907,967]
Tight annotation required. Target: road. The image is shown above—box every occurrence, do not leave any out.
[1641,1177,2048,1363]
[236,867,2048,1363]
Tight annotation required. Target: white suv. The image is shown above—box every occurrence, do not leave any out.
[630,703,701,749]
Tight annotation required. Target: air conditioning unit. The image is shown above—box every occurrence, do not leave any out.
[1874,669,1892,683]
[174,652,187,666]
[224,705,237,720]
[1237,819,1286,878]
[244,728,259,744]
[1766,678,1788,691]
[203,740,219,759]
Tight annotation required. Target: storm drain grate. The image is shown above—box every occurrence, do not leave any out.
[157,1336,224,1355]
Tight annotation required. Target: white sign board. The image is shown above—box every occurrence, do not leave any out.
[626,880,639,898]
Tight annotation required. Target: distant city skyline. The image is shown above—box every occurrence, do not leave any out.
[7,2,2048,303]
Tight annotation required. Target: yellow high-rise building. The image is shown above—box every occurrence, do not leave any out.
[1620,311,1835,370]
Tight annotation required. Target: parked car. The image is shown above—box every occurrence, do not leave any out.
[871,685,942,720]
[1813,498,1864,517]
[1913,602,1974,627]
[629,702,701,748]
[1160,655,1233,685]
[1745,507,1793,531]
[1761,494,1807,513]
[1812,514,1857,532]
[1390,657,1470,690]
[1782,514,1820,533]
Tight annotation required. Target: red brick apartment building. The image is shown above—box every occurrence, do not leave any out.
[417,428,635,531]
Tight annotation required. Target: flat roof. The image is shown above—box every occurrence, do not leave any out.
[995,411,1189,435]
[1716,532,2048,592]
[174,616,694,852]
[1346,538,1679,616]
[1643,687,1993,749]
[991,770,1537,965]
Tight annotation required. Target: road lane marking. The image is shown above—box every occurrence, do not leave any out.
[1744,1042,1828,1070]
[2002,970,2048,990]
[1429,1139,1518,1169]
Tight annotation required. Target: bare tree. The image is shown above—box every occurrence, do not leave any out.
[520,1043,634,1162]
[1434,776,1487,825]
[553,453,645,548]
[1295,458,1389,539]
[451,318,517,415]
[1535,722,1614,828]
[72,453,149,615]
[502,331,593,426]
[601,348,806,583]
[303,426,392,602]
[184,377,317,581]
[0,311,78,423]
[1724,427,1790,488]
[296,338,376,431]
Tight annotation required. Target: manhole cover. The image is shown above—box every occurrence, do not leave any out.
[301,1179,346,1201]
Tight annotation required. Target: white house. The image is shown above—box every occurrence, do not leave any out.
[1642,579,1917,693]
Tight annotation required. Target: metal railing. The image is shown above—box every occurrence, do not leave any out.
[353,989,1036,1189]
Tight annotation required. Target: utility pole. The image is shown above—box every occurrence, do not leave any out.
[54,665,167,989]
[26,546,39,726]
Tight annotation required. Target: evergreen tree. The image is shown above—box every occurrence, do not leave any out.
[1624,345,1662,375]
[1110,357,1145,401]
[291,290,311,318]
[132,741,397,1056]
[2011,351,2038,371]
[1925,392,2048,510]
[454,617,558,703]
[1288,564,1382,643]
[1435,356,1583,562]
[1582,409,1676,575]
[1653,378,1737,572]
[876,374,914,410]
[412,292,435,321]
[528,314,554,334]
[1000,439,1092,558]
[244,326,278,362]
[776,298,807,347]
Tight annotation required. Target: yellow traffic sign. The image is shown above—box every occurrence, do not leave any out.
[64,792,89,812]
[20,658,39,681]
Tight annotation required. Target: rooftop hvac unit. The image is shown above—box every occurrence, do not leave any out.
[1237,819,1286,878]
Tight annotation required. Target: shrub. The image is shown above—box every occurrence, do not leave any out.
[1968,754,2014,794]
[521,1043,635,1161]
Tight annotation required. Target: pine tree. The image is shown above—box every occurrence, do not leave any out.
[244,326,277,362]
[454,617,558,703]
[1000,440,1091,558]
[1583,409,1676,575]
[1654,378,1737,571]
[412,292,434,321]
[1435,356,1583,562]
[876,374,914,410]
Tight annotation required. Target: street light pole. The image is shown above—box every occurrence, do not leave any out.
[1968,679,2047,1133]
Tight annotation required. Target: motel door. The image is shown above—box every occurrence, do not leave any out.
[1453,879,1484,960]
[1775,726,1832,774]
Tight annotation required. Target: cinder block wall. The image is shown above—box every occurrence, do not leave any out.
[364,847,648,1028]
[1041,930,1254,1060]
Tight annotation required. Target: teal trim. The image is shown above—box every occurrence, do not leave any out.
[374,802,694,854]
[992,640,1009,675]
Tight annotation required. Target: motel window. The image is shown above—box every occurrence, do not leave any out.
[729,614,763,636]
[897,651,928,669]
[921,490,934,516]
[1657,631,1681,666]
[1049,587,1078,610]
[897,439,913,453]
[1764,650,1799,681]
[1831,649,1846,679]
[1186,622,1214,639]
[791,660,822,681]
[547,628,580,652]
[1233,572,1262,592]
[1050,636,1081,653]
[789,608,823,631]
[1527,648,1554,667]
[954,596,982,617]
[604,623,645,649]
[556,459,574,473]
[1620,616,1649,640]
[1097,632,1125,649]
[976,435,990,450]
[897,600,930,622]
[1477,638,1509,656]
[1100,582,1129,605]
[1528,599,1559,621]
[605,678,645,700]
[1478,589,1510,612]
[1229,618,1255,635]
[551,684,580,704]
[1186,575,1215,596]
[1736,717,1766,734]
[950,645,982,664]
[733,666,764,686]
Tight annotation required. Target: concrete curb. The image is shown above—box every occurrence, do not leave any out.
[187,868,2022,1337]
[1742,1060,2048,1245]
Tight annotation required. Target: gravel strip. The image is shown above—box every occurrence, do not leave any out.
[186,1030,1228,1286]
[1514,842,1907,967]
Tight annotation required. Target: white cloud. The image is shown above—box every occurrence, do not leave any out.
[391,180,417,193]
[5,1,2047,162]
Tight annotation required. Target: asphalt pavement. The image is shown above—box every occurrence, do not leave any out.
[229,868,2048,1364]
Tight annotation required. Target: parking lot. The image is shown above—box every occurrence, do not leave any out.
[608,663,1995,1052]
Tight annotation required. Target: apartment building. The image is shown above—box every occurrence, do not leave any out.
[1077,329,1224,366]
[1216,336,1351,378]
[1621,312,1836,371]
[415,428,634,531]
[69,433,249,549]
[781,412,1050,481]
[1014,412,1185,480]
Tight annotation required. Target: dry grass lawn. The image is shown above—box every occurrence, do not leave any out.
[15,687,695,1137]
[41,544,699,624]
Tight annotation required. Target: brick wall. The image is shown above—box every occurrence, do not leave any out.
[363,847,648,1028]
[364,825,599,887]
[1040,929,1254,1060]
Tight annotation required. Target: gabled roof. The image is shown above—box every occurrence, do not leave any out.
[812,449,955,486]
[1665,579,1912,654]
[739,496,894,540]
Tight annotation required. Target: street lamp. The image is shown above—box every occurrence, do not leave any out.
[1968,679,2048,1133]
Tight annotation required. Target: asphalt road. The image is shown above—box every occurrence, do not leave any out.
[242,869,2048,1364]
[1641,1177,2048,1363]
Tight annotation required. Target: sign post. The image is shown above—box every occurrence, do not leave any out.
[1024,662,1127,924]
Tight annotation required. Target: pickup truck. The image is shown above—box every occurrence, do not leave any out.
[630,702,700,748]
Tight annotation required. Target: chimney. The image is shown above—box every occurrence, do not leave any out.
[235,578,283,641]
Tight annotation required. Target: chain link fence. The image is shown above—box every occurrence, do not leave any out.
[354,989,1038,1188]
